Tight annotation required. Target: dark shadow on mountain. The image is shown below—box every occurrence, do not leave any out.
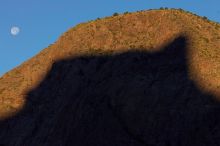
[1,36,220,146]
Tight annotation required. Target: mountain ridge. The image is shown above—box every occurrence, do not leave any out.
[0,9,220,118]
[1,9,220,145]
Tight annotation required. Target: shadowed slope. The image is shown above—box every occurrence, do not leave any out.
[0,36,220,146]
[1,9,220,118]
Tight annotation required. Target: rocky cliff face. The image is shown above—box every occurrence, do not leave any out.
[0,9,220,146]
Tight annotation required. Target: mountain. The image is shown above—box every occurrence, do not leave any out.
[0,9,220,145]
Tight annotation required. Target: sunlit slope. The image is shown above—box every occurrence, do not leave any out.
[0,9,220,118]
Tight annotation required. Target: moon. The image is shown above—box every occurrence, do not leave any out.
[11,26,20,36]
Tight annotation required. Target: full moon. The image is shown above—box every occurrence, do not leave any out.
[11,26,20,36]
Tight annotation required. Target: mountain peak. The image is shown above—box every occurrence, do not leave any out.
[0,9,220,118]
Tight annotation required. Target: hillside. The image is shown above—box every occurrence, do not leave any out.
[0,9,220,145]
